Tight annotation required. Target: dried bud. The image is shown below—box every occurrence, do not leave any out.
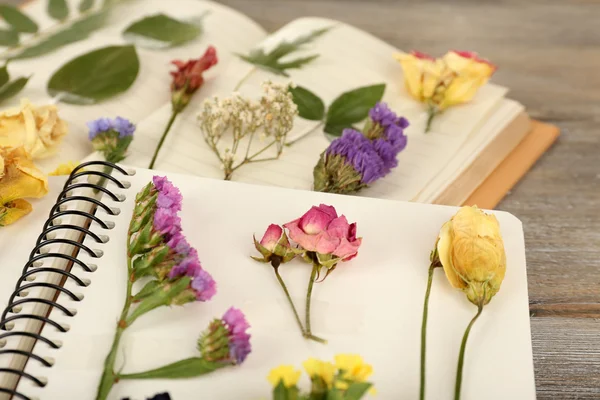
[198,308,251,364]
[252,224,298,268]
[170,46,218,112]
[435,206,506,306]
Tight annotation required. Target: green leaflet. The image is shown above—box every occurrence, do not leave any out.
[289,85,325,121]
[8,10,109,60]
[118,357,225,380]
[78,0,95,12]
[123,13,203,49]
[0,65,29,104]
[0,30,19,47]
[237,27,330,77]
[47,0,69,21]
[47,45,139,105]
[0,5,38,33]
[324,84,386,137]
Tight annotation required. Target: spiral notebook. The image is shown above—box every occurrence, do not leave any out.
[0,164,536,400]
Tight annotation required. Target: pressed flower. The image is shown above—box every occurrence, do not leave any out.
[252,224,298,268]
[394,50,496,132]
[149,46,218,170]
[49,161,80,176]
[334,354,373,384]
[314,102,408,194]
[267,365,301,388]
[0,147,48,226]
[303,358,335,389]
[88,116,135,164]
[0,99,68,159]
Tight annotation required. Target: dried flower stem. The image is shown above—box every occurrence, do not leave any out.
[96,257,134,400]
[425,104,438,133]
[305,263,327,344]
[454,303,484,400]
[149,111,179,169]
[233,67,256,91]
[274,268,306,337]
[420,263,438,400]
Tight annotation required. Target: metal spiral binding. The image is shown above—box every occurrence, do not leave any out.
[0,161,133,400]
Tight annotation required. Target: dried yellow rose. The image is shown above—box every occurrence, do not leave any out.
[49,161,80,176]
[394,50,496,131]
[0,147,48,226]
[435,205,506,306]
[0,99,68,159]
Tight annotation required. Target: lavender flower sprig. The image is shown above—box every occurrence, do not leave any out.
[96,177,250,400]
[313,102,408,194]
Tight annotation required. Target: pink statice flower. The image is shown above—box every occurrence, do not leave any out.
[222,307,252,364]
[191,268,217,302]
[199,307,252,365]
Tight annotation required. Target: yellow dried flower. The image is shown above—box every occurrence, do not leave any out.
[49,161,80,176]
[267,365,301,388]
[435,205,506,306]
[0,147,48,226]
[0,99,68,159]
[334,354,374,390]
[303,357,335,388]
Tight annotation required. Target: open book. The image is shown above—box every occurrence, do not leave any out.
[14,0,532,206]
[0,163,536,399]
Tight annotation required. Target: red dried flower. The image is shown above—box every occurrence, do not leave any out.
[170,46,218,111]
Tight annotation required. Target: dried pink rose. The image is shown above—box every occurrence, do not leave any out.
[253,224,298,267]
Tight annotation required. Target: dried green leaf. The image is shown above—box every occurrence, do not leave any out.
[324,84,386,137]
[237,27,330,76]
[289,85,325,121]
[0,29,19,47]
[47,45,139,104]
[78,0,95,12]
[48,0,69,21]
[0,65,8,87]
[118,357,225,380]
[0,76,30,104]
[9,10,108,60]
[0,5,38,33]
[123,13,202,49]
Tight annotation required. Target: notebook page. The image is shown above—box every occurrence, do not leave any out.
[417,100,525,203]
[123,17,509,202]
[9,0,267,173]
[19,168,535,399]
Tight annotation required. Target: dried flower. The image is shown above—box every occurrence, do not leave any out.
[252,224,298,267]
[49,161,79,176]
[314,102,408,194]
[334,354,374,386]
[394,50,496,132]
[303,358,335,389]
[198,307,251,365]
[198,80,298,180]
[88,116,135,164]
[0,99,68,159]
[435,205,506,306]
[170,46,218,112]
[0,147,48,226]
[268,365,302,388]
[284,204,362,267]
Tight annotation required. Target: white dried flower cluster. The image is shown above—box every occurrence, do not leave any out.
[197,81,299,180]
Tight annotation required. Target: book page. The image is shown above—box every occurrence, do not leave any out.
[18,167,535,399]
[8,0,267,172]
[123,17,511,202]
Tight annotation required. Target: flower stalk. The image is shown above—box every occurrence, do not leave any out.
[305,262,327,344]
[419,262,440,400]
[454,303,484,400]
[149,110,178,169]
[273,267,305,338]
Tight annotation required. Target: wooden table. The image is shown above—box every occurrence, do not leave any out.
[7,0,600,397]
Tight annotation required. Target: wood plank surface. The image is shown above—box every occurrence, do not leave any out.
[6,0,600,397]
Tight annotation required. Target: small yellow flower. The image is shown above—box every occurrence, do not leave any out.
[267,365,301,388]
[303,357,335,388]
[0,99,68,159]
[435,205,506,306]
[49,161,80,176]
[334,354,373,383]
[0,147,48,226]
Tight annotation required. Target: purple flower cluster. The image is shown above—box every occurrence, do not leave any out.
[222,307,252,364]
[151,176,216,302]
[87,116,136,140]
[326,102,409,184]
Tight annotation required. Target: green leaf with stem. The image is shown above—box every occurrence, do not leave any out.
[47,45,139,104]
[0,76,29,104]
[0,30,19,47]
[0,5,38,33]
[123,13,203,49]
[47,0,69,21]
[118,357,226,380]
[236,27,331,77]
[0,65,9,87]
[324,84,386,137]
[289,85,325,121]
